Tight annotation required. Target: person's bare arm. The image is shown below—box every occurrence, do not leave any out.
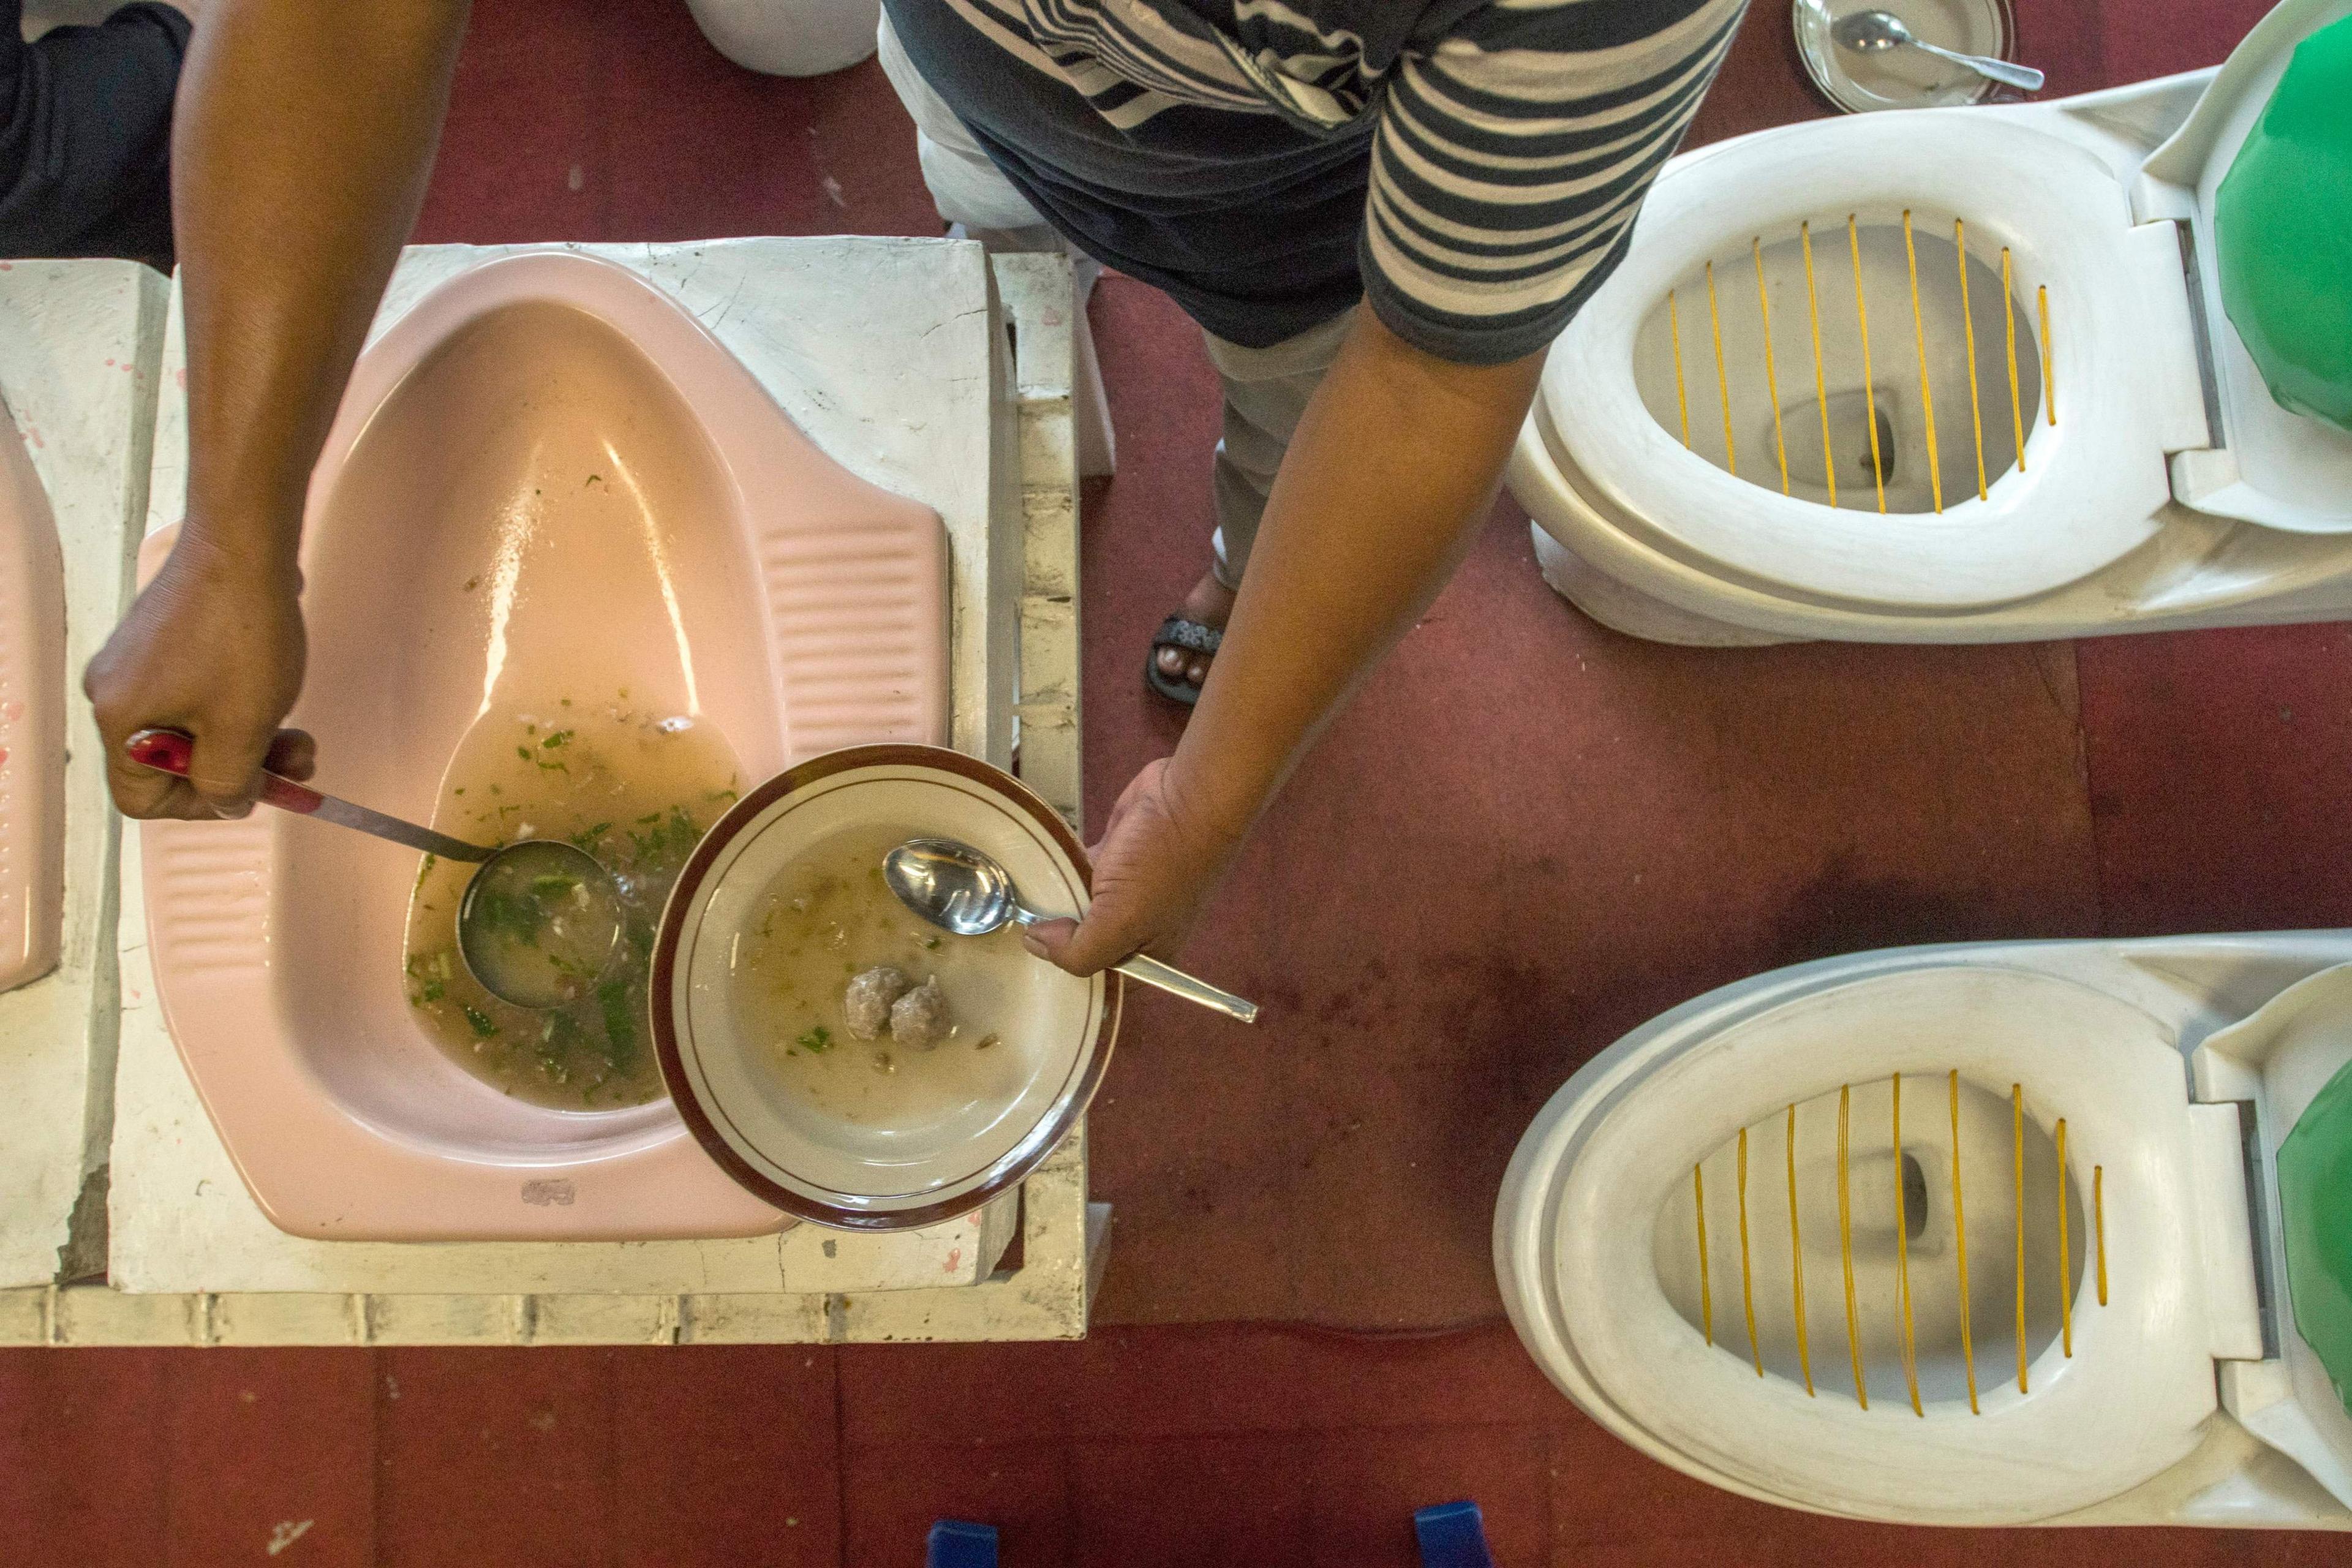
[1027,308,1544,974]
[85,0,470,818]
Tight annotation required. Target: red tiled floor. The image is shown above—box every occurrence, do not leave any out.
[416,0,935,247]
[2008,0,2111,99]
[159,1349,379,1568]
[2080,624,2352,935]
[12,1325,2341,1564]
[414,1,615,244]
[0,1349,173,1567]
[1068,1433,1314,1567]
[606,1346,842,1566]
[840,1327,1313,1448]
[374,1348,622,1567]
[2099,0,2277,80]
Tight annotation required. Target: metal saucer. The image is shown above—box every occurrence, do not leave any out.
[1794,0,2019,113]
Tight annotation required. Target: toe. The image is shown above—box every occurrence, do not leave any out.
[1186,655,1211,687]
[1157,645,1188,677]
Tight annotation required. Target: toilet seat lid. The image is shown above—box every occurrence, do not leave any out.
[2138,0,2352,533]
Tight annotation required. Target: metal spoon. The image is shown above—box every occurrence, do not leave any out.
[884,837,1260,1023]
[1832,10,2044,92]
[126,728,621,1010]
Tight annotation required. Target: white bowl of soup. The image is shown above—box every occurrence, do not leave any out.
[650,745,1119,1228]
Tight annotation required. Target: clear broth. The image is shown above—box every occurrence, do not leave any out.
[729,823,1025,1126]
[403,698,740,1109]
[457,840,624,1010]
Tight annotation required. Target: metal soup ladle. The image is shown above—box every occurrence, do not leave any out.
[126,728,622,1010]
[883,836,1261,1023]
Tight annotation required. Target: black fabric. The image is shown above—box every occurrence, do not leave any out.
[883,0,1374,349]
[880,0,1739,361]
[0,1,189,266]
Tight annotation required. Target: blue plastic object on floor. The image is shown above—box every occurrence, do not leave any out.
[1414,1501,1496,1568]
[927,1520,999,1568]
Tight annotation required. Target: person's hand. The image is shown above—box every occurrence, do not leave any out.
[85,535,313,820]
[1022,757,1243,978]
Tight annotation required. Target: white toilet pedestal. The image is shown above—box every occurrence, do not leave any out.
[1496,929,2352,1531]
[1525,486,2352,649]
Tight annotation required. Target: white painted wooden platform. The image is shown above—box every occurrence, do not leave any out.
[0,241,1103,1343]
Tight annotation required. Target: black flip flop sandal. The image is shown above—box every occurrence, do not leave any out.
[1145,615,1222,707]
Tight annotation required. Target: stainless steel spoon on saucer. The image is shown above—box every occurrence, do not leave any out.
[884,836,1260,1023]
[126,727,623,1010]
[1833,9,2044,92]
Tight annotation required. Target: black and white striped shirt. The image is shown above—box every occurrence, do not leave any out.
[883,0,1747,362]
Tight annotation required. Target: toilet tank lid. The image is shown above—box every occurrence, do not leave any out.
[2135,0,2352,533]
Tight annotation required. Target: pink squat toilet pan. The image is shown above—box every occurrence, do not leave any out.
[138,251,950,1240]
[0,397,64,995]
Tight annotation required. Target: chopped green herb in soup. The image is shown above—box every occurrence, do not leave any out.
[401,704,739,1109]
[454,840,624,1009]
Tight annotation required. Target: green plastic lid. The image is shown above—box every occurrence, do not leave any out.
[2214,13,2352,432]
[2279,1051,2352,1418]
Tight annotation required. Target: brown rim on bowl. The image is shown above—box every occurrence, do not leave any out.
[649,744,1123,1231]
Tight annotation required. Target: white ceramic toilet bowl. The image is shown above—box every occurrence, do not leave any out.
[1497,933,2352,1530]
[1510,0,2352,645]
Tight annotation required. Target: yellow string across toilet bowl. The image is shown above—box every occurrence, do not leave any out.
[1950,1070,1980,1412]
[1786,1102,1814,1395]
[2013,1082,2029,1395]
[2038,284,2057,426]
[1738,1126,1763,1376]
[1694,1163,1713,1344]
[2001,247,2027,472]
[2094,1163,2108,1303]
[1892,1073,1923,1415]
[1706,260,1738,477]
[1668,290,1693,449]
[1901,210,1945,513]
[1954,219,1989,501]
[1753,237,1792,496]
[1838,1084,1868,1408]
[1659,217,2061,514]
[1799,222,1838,508]
[1681,1076,2108,1415]
[1847,217,1888,514]
[2057,1117,2073,1357]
